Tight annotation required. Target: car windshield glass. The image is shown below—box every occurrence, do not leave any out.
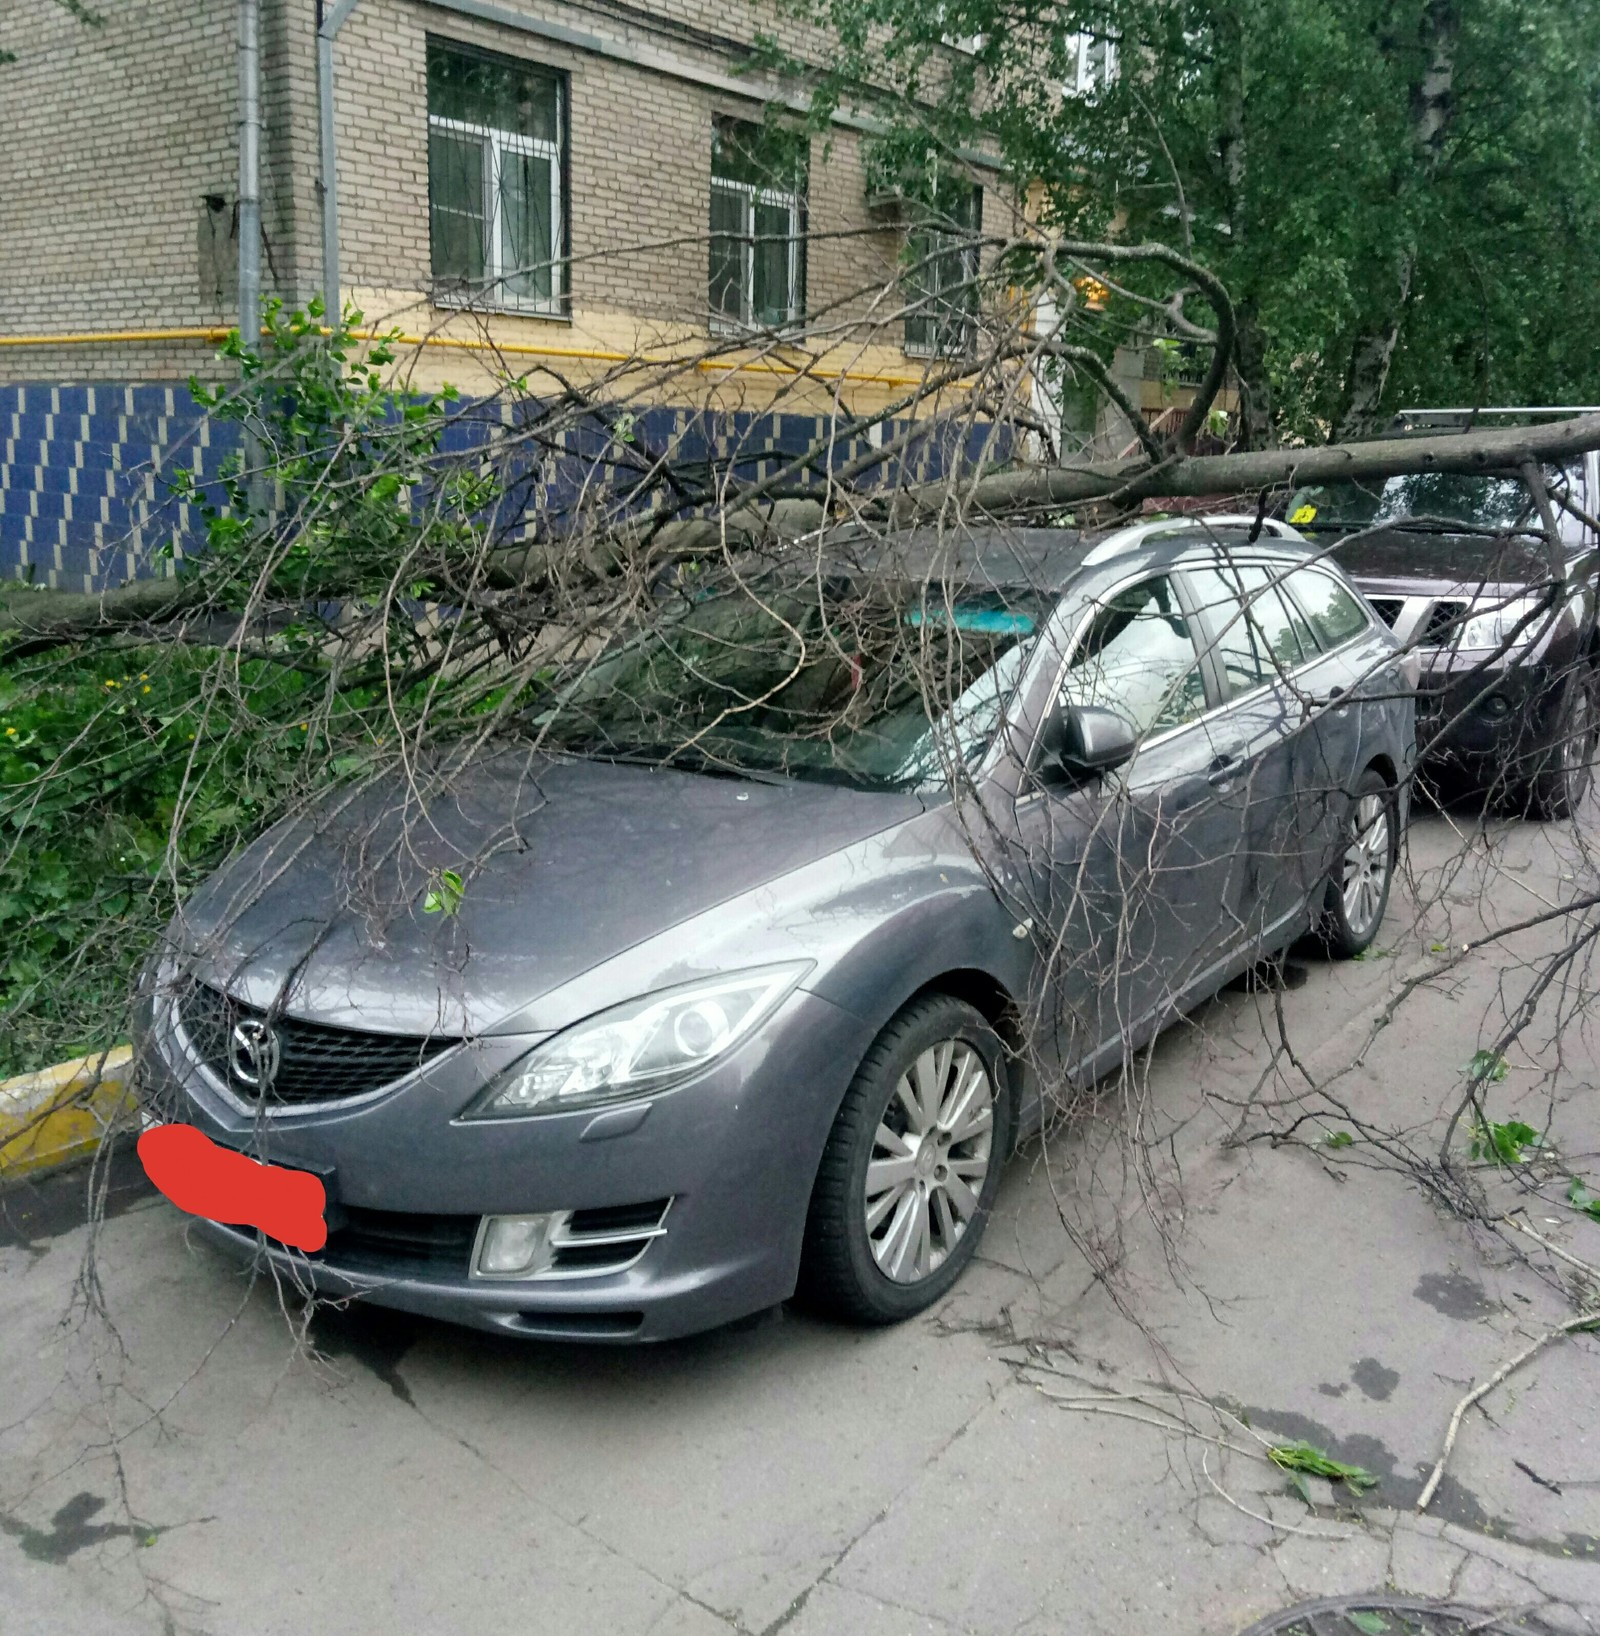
[525,574,1050,789]
[1286,471,1545,532]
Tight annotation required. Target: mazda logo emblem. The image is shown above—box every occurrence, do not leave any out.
[228,1017,280,1089]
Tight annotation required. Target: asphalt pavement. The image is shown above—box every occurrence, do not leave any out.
[2,806,1597,1636]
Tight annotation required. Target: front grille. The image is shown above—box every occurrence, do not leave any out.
[319,1207,479,1277]
[1422,599,1468,646]
[178,982,457,1106]
[1367,597,1404,629]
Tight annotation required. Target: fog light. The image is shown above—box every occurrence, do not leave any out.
[474,1213,559,1278]
[1483,693,1511,717]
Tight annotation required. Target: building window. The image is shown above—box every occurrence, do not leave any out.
[904,179,982,357]
[427,38,565,313]
[709,116,808,331]
[1065,30,1117,97]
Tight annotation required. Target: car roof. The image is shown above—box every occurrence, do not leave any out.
[834,516,1315,594]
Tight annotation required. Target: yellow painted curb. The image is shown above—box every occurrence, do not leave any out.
[0,1046,138,1178]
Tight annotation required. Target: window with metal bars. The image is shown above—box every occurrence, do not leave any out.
[709,115,808,332]
[427,37,566,314]
[904,177,983,357]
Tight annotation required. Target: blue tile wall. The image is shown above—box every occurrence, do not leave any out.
[0,382,1011,591]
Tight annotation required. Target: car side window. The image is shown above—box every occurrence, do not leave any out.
[1185,561,1314,696]
[1058,575,1208,738]
[1234,564,1313,672]
[1254,565,1322,659]
[1182,564,1262,696]
[1284,568,1370,649]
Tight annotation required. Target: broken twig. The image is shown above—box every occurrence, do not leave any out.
[1417,1310,1600,1510]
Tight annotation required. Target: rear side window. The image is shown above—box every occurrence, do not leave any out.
[1184,562,1312,697]
[1184,565,1265,696]
[1285,569,1370,649]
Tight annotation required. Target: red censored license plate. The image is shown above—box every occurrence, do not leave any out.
[137,1124,329,1252]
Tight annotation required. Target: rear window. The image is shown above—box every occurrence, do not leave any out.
[1286,569,1369,648]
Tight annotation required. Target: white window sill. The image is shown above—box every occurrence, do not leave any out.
[709,316,809,343]
[431,290,571,324]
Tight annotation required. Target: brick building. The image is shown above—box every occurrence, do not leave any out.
[0,0,1022,586]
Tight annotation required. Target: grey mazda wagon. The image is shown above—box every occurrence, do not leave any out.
[134,517,1414,1341]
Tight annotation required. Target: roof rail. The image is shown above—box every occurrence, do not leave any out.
[1081,514,1306,565]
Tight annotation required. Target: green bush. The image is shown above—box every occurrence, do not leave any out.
[0,301,510,1078]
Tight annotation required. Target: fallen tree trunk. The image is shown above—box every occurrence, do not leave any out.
[0,576,202,643]
[906,409,1600,519]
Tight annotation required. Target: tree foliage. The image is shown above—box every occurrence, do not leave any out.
[772,0,1600,443]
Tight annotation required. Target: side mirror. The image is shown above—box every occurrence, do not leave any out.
[1036,703,1138,784]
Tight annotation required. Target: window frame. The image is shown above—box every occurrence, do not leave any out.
[709,119,808,335]
[903,183,983,359]
[1179,553,1375,710]
[1064,30,1118,97]
[426,43,568,317]
[708,175,806,333]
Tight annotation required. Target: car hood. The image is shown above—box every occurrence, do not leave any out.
[1328,526,1552,590]
[175,748,925,1035]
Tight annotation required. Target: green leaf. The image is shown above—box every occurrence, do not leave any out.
[1469,1119,1542,1164]
[422,868,465,916]
[1289,1470,1314,1508]
[1347,1614,1390,1636]
[1267,1441,1379,1494]
[1464,1049,1510,1084]
[1323,1130,1354,1149]
[1567,1177,1600,1222]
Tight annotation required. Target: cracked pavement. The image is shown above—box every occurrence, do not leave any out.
[1,807,1597,1636]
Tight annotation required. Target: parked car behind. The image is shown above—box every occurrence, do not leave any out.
[135,517,1414,1342]
[1285,410,1600,817]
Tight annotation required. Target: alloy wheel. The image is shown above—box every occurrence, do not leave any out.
[864,1040,995,1284]
[1340,792,1391,940]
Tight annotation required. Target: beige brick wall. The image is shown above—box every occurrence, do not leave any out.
[1,0,1008,402]
[332,0,911,326]
[0,0,316,383]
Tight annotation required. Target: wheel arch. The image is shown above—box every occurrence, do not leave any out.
[1363,751,1399,789]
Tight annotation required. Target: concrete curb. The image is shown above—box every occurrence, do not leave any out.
[0,1046,137,1178]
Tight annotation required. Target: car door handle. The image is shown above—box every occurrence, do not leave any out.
[1312,685,1349,710]
[1207,752,1241,788]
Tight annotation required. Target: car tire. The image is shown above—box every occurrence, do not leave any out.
[796,994,1015,1326]
[1315,767,1398,960]
[1522,664,1598,821]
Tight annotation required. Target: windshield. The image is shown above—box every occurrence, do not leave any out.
[1286,470,1563,533]
[525,574,1049,790]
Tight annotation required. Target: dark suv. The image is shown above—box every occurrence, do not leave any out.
[1286,412,1599,817]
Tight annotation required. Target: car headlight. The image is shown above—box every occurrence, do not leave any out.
[1455,595,1548,652]
[462,963,811,1119]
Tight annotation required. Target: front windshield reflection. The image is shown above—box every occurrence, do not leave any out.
[524,574,1050,790]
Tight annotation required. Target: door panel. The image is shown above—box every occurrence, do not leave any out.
[1012,574,1245,1071]
[1180,560,1311,944]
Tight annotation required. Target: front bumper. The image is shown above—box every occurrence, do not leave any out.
[1415,659,1560,771]
[135,984,875,1342]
